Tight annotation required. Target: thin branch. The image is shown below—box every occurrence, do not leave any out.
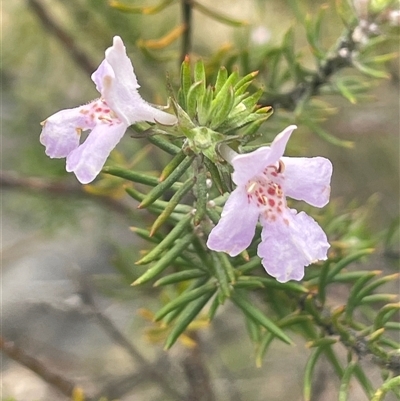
[303,295,400,376]
[77,274,187,401]
[0,336,77,398]
[27,0,96,75]
[262,31,355,111]
[182,332,216,401]
[1,170,133,216]
[180,0,193,62]
[93,371,148,400]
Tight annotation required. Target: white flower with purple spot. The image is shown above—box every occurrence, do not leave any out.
[40,36,177,184]
[207,125,332,283]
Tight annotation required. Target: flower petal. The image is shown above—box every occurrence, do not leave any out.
[102,36,177,126]
[231,125,297,186]
[281,156,332,207]
[66,120,127,184]
[91,59,114,94]
[258,210,329,282]
[207,187,259,256]
[40,107,93,158]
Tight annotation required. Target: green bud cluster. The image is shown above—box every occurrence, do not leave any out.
[163,57,273,162]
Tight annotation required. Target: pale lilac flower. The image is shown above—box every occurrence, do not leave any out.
[40,36,177,184]
[207,125,332,283]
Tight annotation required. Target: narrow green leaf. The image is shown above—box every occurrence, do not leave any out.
[338,361,357,401]
[198,86,214,126]
[133,233,195,285]
[335,0,357,25]
[203,157,225,194]
[352,59,390,79]
[154,282,216,321]
[192,0,248,26]
[147,135,181,155]
[186,80,204,119]
[245,315,262,344]
[109,0,175,14]
[303,117,354,148]
[212,253,231,300]
[102,166,163,186]
[307,337,338,348]
[304,6,328,60]
[356,273,400,301]
[139,155,195,208]
[384,322,400,330]
[353,364,374,399]
[374,302,400,329]
[210,71,240,127]
[162,277,210,324]
[237,258,262,274]
[154,269,207,286]
[214,67,228,94]
[130,226,163,244]
[193,166,208,225]
[231,292,293,345]
[218,252,236,284]
[194,60,206,92]
[210,86,235,129]
[206,208,222,225]
[177,88,185,110]
[365,328,385,343]
[159,151,186,181]
[346,271,381,318]
[171,98,196,130]
[318,260,331,304]
[332,270,377,283]
[180,55,192,108]
[371,376,400,401]
[218,109,263,132]
[234,276,265,289]
[304,346,326,401]
[209,192,229,206]
[360,294,398,305]
[180,252,209,272]
[327,248,375,281]
[363,52,399,65]
[324,346,344,377]
[164,292,213,349]
[125,187,191,214]
[150,178,195,235]
[265,49,284,90]
[204,297,219,326]
[257,314,312,367]
[137,213,193,264]
[240,112,272,139]
[234,71,258,95]
[336,79,358,104]
[255,332,274,367]
[240,88,263,111]
[282,26,301,83]
[256,277,308,293]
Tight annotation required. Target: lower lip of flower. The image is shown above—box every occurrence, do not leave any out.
[246,162,289,224]
[79,99,115,126]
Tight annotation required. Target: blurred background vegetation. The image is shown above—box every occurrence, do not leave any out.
[1,0,399,400]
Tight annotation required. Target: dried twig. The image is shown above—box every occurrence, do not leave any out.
[0,336,77,399]
[77,274,187,401]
